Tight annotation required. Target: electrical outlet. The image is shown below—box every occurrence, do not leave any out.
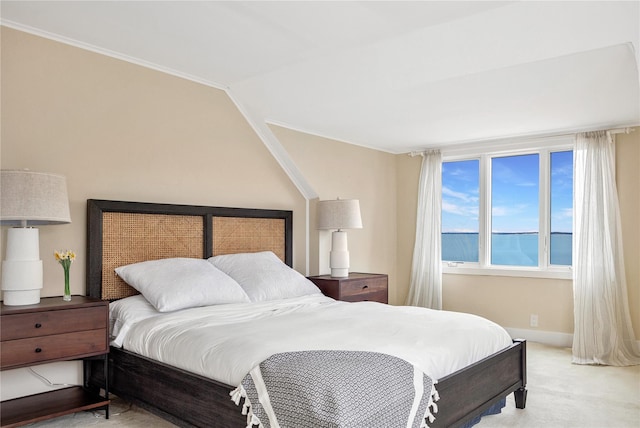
[530,314,539,328]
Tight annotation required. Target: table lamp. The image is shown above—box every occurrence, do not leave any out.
[317,198,362,277]
[1,170,71,305]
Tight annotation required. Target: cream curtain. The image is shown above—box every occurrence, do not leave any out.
[406,150,442,310]
[572,131,640,365]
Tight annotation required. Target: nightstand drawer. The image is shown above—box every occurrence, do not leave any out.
[308,273,388,303]
[340,288,388,303]
[1,307,107,341]
[0,329,108,369]
[340,276,388,297]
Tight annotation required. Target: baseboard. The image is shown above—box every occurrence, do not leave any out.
[505,327,573,348]
[505,328,640,350]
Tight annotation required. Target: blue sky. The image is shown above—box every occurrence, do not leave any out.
[442,151,573,233]
[442,159,480,233]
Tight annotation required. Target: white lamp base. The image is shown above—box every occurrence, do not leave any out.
[329,230,350,278]
[3,289,41,306]
[1,228,43,306]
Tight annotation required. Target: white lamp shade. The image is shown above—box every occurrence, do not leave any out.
[317,199,362,230]
[1,170,71,225]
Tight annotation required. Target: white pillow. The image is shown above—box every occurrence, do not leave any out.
[208,251,321,302]
[115,257,250,312]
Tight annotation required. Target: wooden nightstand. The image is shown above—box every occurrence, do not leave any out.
[0,296,110,427]
[308,273,388,303]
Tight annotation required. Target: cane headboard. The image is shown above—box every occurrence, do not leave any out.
[87,199,292,300]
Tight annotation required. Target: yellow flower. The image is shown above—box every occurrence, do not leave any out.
[54,250,76,269]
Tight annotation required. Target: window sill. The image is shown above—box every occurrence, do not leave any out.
[442,265,572,280]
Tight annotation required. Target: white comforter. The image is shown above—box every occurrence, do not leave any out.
[115,294,512,386]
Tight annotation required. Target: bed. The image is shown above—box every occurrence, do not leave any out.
[85,199,527,428]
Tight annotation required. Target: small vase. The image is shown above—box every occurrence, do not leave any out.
[63,268,71,301]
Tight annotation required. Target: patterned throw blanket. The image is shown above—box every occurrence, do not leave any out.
[230,350,438,428]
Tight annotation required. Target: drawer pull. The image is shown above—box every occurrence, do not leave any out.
[362,285,369,290]
[35,348,42,353]
[35,323,42,328]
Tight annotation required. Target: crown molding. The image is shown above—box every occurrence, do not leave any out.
[1,20,227,91]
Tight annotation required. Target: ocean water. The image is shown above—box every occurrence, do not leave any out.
[442,233,572,266]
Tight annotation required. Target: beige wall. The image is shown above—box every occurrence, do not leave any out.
[616,131,640,340]
[396,131,640,340]
[272,125,399,302]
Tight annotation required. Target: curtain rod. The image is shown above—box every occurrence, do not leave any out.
[608,127,635,135]
[408,126,636,157]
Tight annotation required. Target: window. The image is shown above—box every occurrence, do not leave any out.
[442,160,479,263]
[441,140,573,278]
[491,153,539,267]
[549,150,574,265]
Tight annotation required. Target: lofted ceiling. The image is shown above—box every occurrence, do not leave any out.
[1,1,639,154]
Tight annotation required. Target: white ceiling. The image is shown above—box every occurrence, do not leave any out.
[2,1,639,154]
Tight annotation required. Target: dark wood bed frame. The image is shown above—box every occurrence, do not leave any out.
[86,199,527,428]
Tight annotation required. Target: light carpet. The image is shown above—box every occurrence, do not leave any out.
[476,342,639,428]
[24,342,640,427]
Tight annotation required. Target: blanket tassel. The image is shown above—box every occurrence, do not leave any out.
[230,385,264,428]
[422,385,440,428]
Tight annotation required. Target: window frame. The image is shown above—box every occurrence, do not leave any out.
[441,135,573,279]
